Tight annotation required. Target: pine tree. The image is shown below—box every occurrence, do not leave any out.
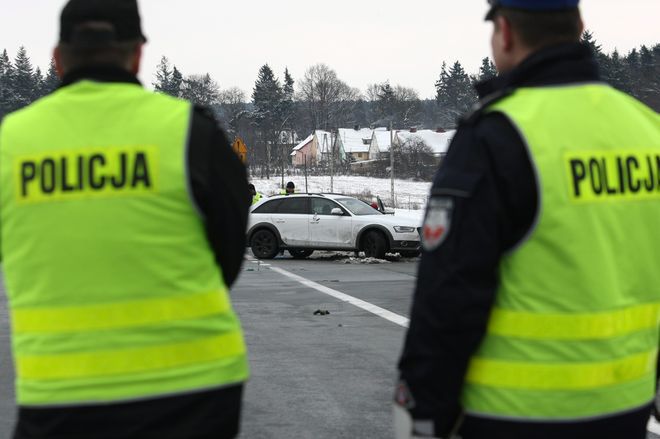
[283,68,294,101]
[33,67,44,100]
[608,50,629,93]
[180,73,220,106]
[280,67,295,124]
[42,58,60,95]
[170,66,183,97]
[252,64,283,178]
[12,46,37,111]
[252,64,282,125]
[638,45,659,109]
[153,56,174,95]
[624,49,641,100]
[580,31,602,56]
[434,62,450,103]
[435,61,476,126]
[581,30,610,81]
[477,57,498,81]
[0,49,15,118]
[376,81,396,120]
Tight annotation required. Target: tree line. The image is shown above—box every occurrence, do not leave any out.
[1,33,658,176]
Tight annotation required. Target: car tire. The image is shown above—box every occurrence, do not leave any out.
[289,249,314,259]
[362,230,387,259]
[400,250,421,258]
[251,229,279,260]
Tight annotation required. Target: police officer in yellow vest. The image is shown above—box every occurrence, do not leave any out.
[249,183,262,205]
[280,181,296,195]
[395,1,660,438]
[0,1,250,438]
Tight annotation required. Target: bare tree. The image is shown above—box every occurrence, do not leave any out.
[297,64,362,131]
[218,86,247,136]
[394,137,435,179]
[367,81,421,127]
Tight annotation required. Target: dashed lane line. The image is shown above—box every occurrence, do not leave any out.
[268,265,410,329]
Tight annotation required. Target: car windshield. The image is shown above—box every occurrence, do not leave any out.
[336,198,382,216]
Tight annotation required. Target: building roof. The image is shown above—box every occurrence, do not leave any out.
[337,128,374,154]
[372,130,394,152]
[396,130,456,155]
[291,134,314,156]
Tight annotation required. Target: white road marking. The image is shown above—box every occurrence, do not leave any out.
[269,265,410,328]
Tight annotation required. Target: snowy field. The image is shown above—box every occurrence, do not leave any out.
[250,175,432,210]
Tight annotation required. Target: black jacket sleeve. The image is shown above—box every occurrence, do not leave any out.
[397,112,538,435]
[187,106,250,289]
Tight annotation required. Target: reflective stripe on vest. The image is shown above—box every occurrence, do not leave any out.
[461,84,660,420]
[0,81,249,406]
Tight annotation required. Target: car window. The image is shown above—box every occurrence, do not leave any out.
[277,197,310,214]
[311,198,343,216]
[336,198,382,216]
[253,199,283,214]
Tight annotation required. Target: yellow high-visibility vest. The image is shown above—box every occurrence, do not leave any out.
[462,84,660,420]
[0,80,249,406]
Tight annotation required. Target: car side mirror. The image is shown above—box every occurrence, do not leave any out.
[331,208,344,216]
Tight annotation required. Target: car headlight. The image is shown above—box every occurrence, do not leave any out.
[394,226,416,233]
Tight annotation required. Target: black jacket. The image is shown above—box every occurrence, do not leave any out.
[398,43,652,438]
[12,67,249,439]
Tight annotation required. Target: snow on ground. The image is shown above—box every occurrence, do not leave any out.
[250,175,432,210]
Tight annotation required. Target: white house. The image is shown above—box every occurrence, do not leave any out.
[369,130,393,160]
[335,127,375,162]
[394,129,456,159]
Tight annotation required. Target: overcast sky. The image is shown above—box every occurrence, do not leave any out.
[2,0,659,99]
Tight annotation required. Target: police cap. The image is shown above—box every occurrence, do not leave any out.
[60,0,147,48]
[486,0,580,20]
[286,182,295,189]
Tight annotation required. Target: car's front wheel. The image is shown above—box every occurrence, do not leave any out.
[251,229,279,260]
[289,249,314,259]
[362,230,387,259]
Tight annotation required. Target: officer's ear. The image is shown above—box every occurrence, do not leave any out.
[53,46,65,79]
[494,15,515,53]
[577,15,585,37]
[130,43,143,76]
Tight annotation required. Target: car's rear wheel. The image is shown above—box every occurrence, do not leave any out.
[251,229,279,260]
[362,230,387,259]
[289,249,314,259]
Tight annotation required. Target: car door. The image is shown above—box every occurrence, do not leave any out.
[310,198,353,248]
[275,197,311,246]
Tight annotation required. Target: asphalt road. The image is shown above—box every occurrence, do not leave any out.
[1,254,659,438]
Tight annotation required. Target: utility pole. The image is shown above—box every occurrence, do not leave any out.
[329,133,334,193]
[390,121,395,208]
[281,136,285,191]
[304,154,309,193]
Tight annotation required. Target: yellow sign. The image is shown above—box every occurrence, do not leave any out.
[232,138,248,164]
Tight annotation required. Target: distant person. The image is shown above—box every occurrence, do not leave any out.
[249,183,262,205]
[0,0,249,438]
[396,1,660,438]
[281,181,296,195]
